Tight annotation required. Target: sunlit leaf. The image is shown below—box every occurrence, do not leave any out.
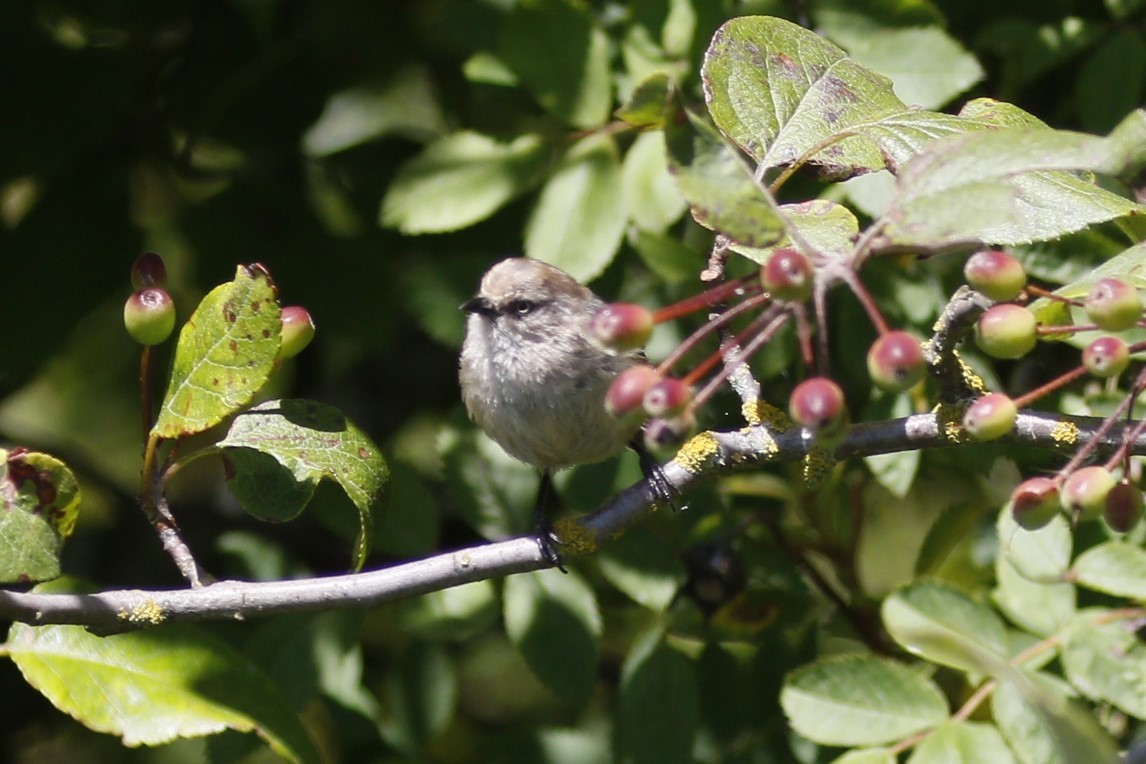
[781,654,948,746]
[882,582,1009,674]
[1071,540,1146,599]
[9,620,317,763]
[905,720,1014,764]
[1061,608,1146,717]
[152,265,281,440]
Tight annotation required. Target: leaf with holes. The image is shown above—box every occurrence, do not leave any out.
[152,265,281,440]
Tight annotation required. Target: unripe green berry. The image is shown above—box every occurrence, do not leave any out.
[606,365,661,418]
[1061,465,1117,522]
[1011,477,1060,530]
[867,331,925,392]
[1085,278,1143,332]
[279,306,316,359]
[963,249,1026,302]
[588,303,654,353]
[962,392,1018,441]
[789,377,848,446]
[643,377,692,418]
[1082,336,1130,379]
[975,304,1038,359]
[123,287,176,346]
[760,248,813,302]
[1103,480,1144,533]
[131,251,168,290]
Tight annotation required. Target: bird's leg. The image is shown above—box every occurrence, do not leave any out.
[629,439,680,511]
[533,470,567,572]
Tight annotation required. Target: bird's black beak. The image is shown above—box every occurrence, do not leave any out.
[461,296,497,317]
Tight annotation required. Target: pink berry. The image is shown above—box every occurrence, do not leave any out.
[1011,477,1060,530]
[1104,480,1144,533]
[963,249,1026,302]
[1082,336,1130,379]
[1085,278,1142,332]
[1061,466,1117,522]
[962,392,1018,442]
[606,365,662,418]
[975,304,1038,359]
[643,377,692,418]
[131,251,168,290]
[760,248,813,302]
[789,377,848,445]
[588,303,655,352]
[279,306,316,359]
[867,331,925,392]
[123,287,176,346]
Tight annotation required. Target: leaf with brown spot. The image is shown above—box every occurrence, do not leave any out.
[152,265,281,439]
[218,399,388,571]
[0,448,81,583]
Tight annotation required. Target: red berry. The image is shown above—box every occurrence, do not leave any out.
[606,365,662,418]
[123,288,176,345]
[1081,336,1130,379]
[1103,480,1144,533]
[1085,278,1142,332]
[867,331,925,392]
[962,393,1017,441]
[279,306,316,359]
[1061,466,1117,522]
[588,303,655,352]
[975,304,1038,359]
[1010,477,1060,530]
[760,248,813,302]
[963,249,1026,302]
[789,377,848,445]
[131,251,168,290]
[643,377,692,418]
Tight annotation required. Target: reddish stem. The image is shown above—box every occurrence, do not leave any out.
[652,276,760,324]
[656,293,775,376]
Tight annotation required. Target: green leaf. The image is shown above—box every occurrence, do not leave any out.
[733,199,861,263]
[8,621,318,763]
[780,654,948,746]
[630,228,703,283]
[862,393,919,498]
[301,66,447,157]
[905,720,1014,764]
[1072,540,1146,599]
[379,132,549,234]
[596,526,683,611]
[1077,31,1146,134]
[1027,242,1146,342]
[152,265,281,440]
[395,580,499,643]
[0,448,81,584]
[503,569,601,705]
[499,0,612,129]
[836,27,984,110]
[882,116,1146,248]
[524,134,627,283]
[831,749,896,764]
[994,504,1075,636]
[219,399,388,570]
[616,71,673,128]
[1061,608,1146,717]
[380,641,456,754]
[882,582,1009,674]
[622,130,687,233]
[702,16,899,175]
[617,631,699,764]
[664,103,784,248]
[441,419,537,540]
[992,669,1120,764]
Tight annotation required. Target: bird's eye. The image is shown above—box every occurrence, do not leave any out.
[508,299,535,316]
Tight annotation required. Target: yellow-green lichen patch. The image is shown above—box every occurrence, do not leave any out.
[742,400,791,430]
[674,432,720,473]
[802,446,837,488]
[552,518,600,558]
[118,598,167,626]
[934,402,971,444]
[1051,420,1079,447]
[955,351,986,395]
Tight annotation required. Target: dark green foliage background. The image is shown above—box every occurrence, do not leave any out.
[1,0,1144,762]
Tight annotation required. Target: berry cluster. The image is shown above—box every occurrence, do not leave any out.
[590,244,1146,535]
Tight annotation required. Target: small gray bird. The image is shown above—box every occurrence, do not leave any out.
[459,257,658,563]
